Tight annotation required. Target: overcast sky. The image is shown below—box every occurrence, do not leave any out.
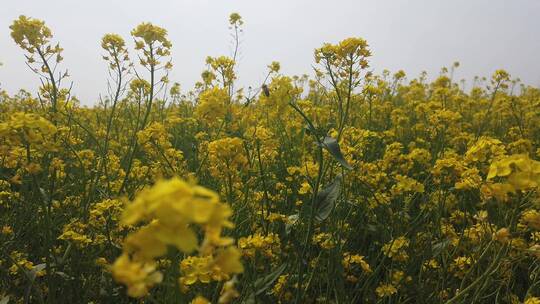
[1,0,539,105]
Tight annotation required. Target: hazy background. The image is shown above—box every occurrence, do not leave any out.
[1,0,539,105]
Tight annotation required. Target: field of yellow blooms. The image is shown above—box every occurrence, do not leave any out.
[1,13,540,304]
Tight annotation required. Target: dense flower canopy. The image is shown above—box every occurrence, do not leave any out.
[1,12,540,304]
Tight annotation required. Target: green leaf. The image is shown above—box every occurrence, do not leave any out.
[315,174,342,222]
[253,264,287,296]
[432,239,451,257]
[0,296,10,304]
[320,136,352,170]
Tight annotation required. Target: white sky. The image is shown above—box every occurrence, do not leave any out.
[1,0,539,105]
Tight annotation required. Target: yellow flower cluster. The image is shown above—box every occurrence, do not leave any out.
[88,198,123,228]
[10,15,53,52]
[238,232,281,259]
[342,252,371,273]
[207,137,248,183]
[525,297,540,304]
[195,87,230,127]
[390,174,424,197]
[111,254,163,297]
[315,37,371,69]
[482,154,540,201]
[111,178,243,297]
[451,256,472,279]
[382,237,410,262]
[312,232,336,249]
[131,22,171,68]
[521,210,540,230]
[8,251,41,276]
[342,252,371,282]
[375,283,398,298]
[179,247,242,286]
[0,112,56,147]
[58,219,93,248]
